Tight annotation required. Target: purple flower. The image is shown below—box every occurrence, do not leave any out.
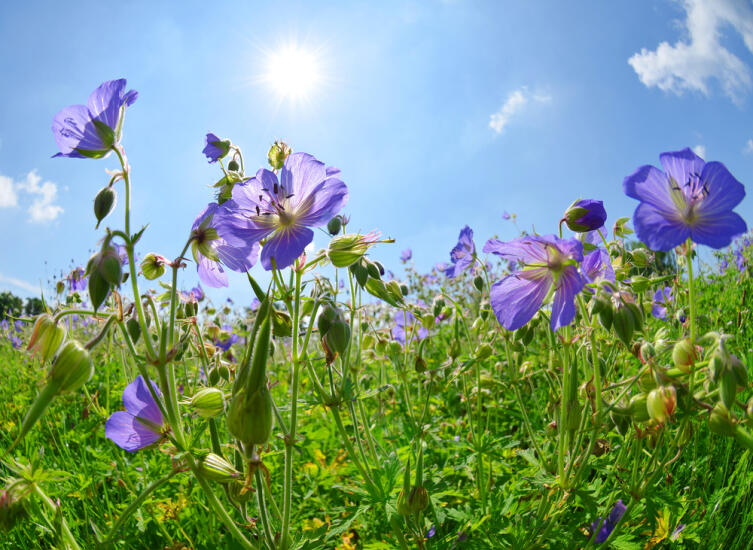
[0,319,8,331]
[400,249,412,262]
[113,243,129,266]
[582,249,615,290]
[191,203,259,288]
[426,526,436,538]
[250,298,261,311]
[502,211,511,220]
[392,310,428,344]
[563,199,607,232]
[67,267,87,292]
[720,257,729,274]
[52,79,138,159]
[671,523,686,541]
[10,335,22,349]
[736,249,746,272]
[623,148,747,251]
[105,376,165,452]
[484,235,585,331]
[591,499,626,544]
[203,133,230,163]
[191,285,205,301]
[444,226,476,278]
[219,153,348,270]
[215,325,239,352]
[13,320,24,333]
[651,287,673,320]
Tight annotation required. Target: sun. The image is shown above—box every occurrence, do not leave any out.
[262,43,322,103]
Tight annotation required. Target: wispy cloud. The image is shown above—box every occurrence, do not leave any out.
[489,87,551,134]
[628,0,753,103]
[0,273,39,293]
[744,139,753,154]
[0,175,17,208]
[0,170,64,223]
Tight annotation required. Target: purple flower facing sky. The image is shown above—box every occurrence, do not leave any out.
[203,132,229,163]
[443,226,476,278]
[192,202,259,288]
[651,287,673,320]
[219,152,348,270]
[400,248,412,262]
[52,79,138,159]
[484,234,585,331]
[623,148,747,251]
[591,499,626,544]
[105,376,165,452]
[392,310,428,345]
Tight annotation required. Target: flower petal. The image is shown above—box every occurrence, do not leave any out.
[622,165,677,213]
[281,153,327,202]
[260,225,314,270]
[550,266,584,331]
[295,176,349,227]
[122,375,163,425]
[632,202,690,251]
[216,240,260,272]
[51,104,105,157]
[489,268,552,331]
[483,236,549,264]
[105,411,162,452]
[697,161,745,216]
[690,211,747,249]
[197,255,228,288]
[659,148,705,188]
[87,79,127,130]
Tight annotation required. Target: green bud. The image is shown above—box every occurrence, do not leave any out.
[475,343,493,361]
[672,338,696,373]
[420,313,435,330]
[49,340,93,393]
[473,275,484,292]
[639,341,656,363]
[268,140,291,170]
[613,303,635,346]
[88,246,123,287]
[388,341,403,356]
[0,486,28,532]
[208,367,220,386]
[629,394,650,422]
[126,318,141,343]
[432,297,445,318]
[325,320,351,355]
[439,306,453,320]
[646,385,676,424]
[629,275,650,293]
[709,402,736,437]
[386,281,403,303]
[227,387,275,449]
[631,248,650,267]
[317,304,341,336]
[400,284,409,297]
[190,388,225,418]
[93,186,117,229]
[327,233,375,267]
[140,253,168,280]
[197,452,240,483]
[414,355,427,373]
[350,261,369,287]
[327,216,342,236]
[362,333,375,349]
[26,314,65,363]
[375,338,388,355]
[720,370,738,410]
[227,159,240,171]
[408,485,429,513]
[729,354,748,388]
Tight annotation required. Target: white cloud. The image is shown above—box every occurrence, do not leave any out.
[0,175,17,208]
[744,139,753,153]
[16,170,63,223]
[0,273,38,293]
[628,0,753,103]
[692,144,706,159]
[489,87,552,134]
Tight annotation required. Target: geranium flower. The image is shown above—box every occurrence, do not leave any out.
[67,267,87,292]
[591,499,626,544]
[400,249,412,262]
[582,248,615,290]
[215,324,239,352]
[651,287,673,320]
[219,152,348,270]
[623,148,746,251]
[562,199,607,232]
[202,132,230,163]
[191,203,259,288]
[484,235,585,331]
[105,376,166,452]
[52,79,138,159]
[443,226,476,278]
[392,310,428,345]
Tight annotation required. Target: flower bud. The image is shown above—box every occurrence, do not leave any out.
[362,333,375,349]
[325,320,351,356]
[672,338,696,372]
[420,313,435,330]
[126,318,141,343]
[189,388,225,418]
[629,275,649,293]
[197,452,241,483]
[562,199,606,232]
[386,281,403,303]
[388,341,403,356]
[639,341,656,364]
[27,314,65,363]
[327,215,342,236]
[0,487,27,532]
[49,340,93,393]
[227,387,275,449]
[613,303,635,346]
[227,159,240,171]
[629,394,650,422]
[268,140,292,170]
[327,233,375,267]
[440,306,453,320]
[646,385,676,424]
[414,355,427,373]
[93,186,117,229]
[89,246,122,287]
[709,402,736,437]
[729,354,748,388]
[475,344,493,361]
[631,248,650,267]
[408,485,429,513]
[140,253,168,280]
[375,338,388,355]
[720,370,738,410]
[473,275,484,292]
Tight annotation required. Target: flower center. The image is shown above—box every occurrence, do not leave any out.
[253,181,297,227]
[669,172,709,225]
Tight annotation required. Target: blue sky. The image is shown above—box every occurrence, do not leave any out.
[2,0,753,303]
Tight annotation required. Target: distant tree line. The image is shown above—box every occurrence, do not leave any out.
[0,291,44,320]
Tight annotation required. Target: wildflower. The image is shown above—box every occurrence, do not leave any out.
[10,336,22,349]
[736,249,746,272]
[443,226,476,278]
[202,132,230,163]
[191,202,259,288]
[392,310,428,345]
[52,79,138,159]
[67,267,87,292]
[720,257,729,274]
[502,211,511,220]
[105,376,166,452]
[219,152,348,270]
[400,248,412,262]
[426,525,436,538]
[591,499,626,544]
[582,248,615,290]
[562,199,607,232]
[215,325,239,352]
[484,235,585,331]
[651,287,673,320]
[623,148,747,250]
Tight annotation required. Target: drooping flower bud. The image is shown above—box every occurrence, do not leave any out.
[672,338,697,373]
[562,199,607,232]
[189,388,225,418]
[26,314,66,363]
[324,320,351,356]
[327,215,343,236]
[140,253,169,280]
[49,340,94,393]
[432,297,445,318]
[646,385,676,424]
[473,275,484,292]
[93,186,117,229]
[197,452,241,483]
[267,140,292,170]
[227,159,240,171]
[709,402,736,436]
[126,318,141,343]
[327,233,378,267]
[629,394,650,422]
